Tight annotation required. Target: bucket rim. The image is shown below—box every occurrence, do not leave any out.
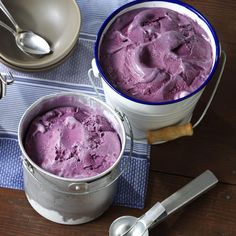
[18,91,126,183]
[94,0,220,106]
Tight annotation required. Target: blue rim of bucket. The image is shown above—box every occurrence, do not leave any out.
[94,0,220,106]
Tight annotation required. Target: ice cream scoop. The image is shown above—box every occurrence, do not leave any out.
[109,170,218,236]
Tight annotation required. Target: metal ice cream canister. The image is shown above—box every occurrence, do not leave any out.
[91,0,225,140]
[18,92,131,225]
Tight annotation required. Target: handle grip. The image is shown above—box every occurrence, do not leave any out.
[150,170,218,229]
[147,123,193,144]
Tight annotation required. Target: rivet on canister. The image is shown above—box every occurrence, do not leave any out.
[68,183,89,192]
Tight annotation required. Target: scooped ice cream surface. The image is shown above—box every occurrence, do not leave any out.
[100,8,213,102]
[24,106,121,179]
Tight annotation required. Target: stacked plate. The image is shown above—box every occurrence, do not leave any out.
[0,0,81,71]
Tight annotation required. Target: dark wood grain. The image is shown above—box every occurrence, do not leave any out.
[0,172,235,236]
[0,0,236,235]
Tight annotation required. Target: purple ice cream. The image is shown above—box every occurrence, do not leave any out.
[24,106,121,179]
[100,8,213,102]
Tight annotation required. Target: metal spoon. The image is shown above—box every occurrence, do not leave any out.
[109,170,218,236]
[0,0,51,55]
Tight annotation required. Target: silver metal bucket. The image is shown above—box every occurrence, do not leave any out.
[18,92,132,225]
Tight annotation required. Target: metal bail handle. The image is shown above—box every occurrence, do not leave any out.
[88,67,103,101]
[0,72,14,99]
[88,62,134,186]
[193,50,227,128]
[86,109,134,194]
[81,110,134,194]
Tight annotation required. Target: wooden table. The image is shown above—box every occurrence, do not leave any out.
[0,0,235,235]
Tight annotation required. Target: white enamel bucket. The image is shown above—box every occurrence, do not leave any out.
[90,0,226,140]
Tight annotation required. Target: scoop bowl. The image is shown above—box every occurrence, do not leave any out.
[109,216,148,236]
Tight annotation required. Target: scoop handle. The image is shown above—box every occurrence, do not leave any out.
[147,123,193,144]
[149,170,218,229]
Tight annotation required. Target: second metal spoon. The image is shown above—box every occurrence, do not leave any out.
[0,0,51,55]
